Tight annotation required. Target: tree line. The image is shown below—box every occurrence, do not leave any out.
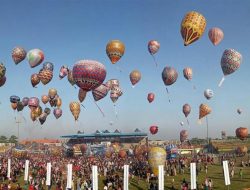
[0,135,18,143]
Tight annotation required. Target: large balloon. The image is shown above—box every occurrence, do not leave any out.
[27,49,44,68]
[129,70,141,86]
[73,60,107,92]
[183,104,191,117]
[219,49,242,86]
[39,69,53,85]
[28,97,39,110]
[0,76,6,87]
[180,130,188,143]
[0,63,6,79]
[92,84,109,101]
[204,89,214,100]
[199,104,211,120]
[183,67,193,81]
[181,11,206,46]
[10,95,20,103]
[148,147,167,176]
[22,97,29,106]
[235,127,248,140]
[41,95,49,105]
[78,88,87,103]
[162,66,178,86]
[48,88,57,99]
[67,70,76,86]
[59,65,69,79]
[43,62,54,71]
[69,102,81,121]
[148,40,160,55]
[12,47,27,65]
[208,27,224,46]
[53,108,62,119]
[106,40,125,64]
[150,126,158,135]
[147,93,155,103]
[110,87,123,103]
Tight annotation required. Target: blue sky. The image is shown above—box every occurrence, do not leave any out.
[0,0,250,140]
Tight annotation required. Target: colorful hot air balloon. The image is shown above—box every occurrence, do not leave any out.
[92,84,109,101]
[69,102,81,121]
[150,126,158,135]
[56,97,62,108]
[108,79,119,90]
[41,95,49,105]
[59,65,69,79]
[106,40,125,64]
[148,40,160,55]
[67,69,76,86]
[181,11,206,46]
[10,95,20,103]
[12,47,27,65]
[235,127,248,140]
[78,88,87,103]
[204,89,214,100]
[27,49,44,68]
[28,97,39,110]
[162,66,178,86]
[237,108,242,115]
[199,104,211,120]
[44,108,51,115]
[148,147,167,176]
[183,67,193,81]
[43,62,54,71]
[48,88,57,99]
[180,130,188,143]
[0,76,6,87]
[183,104,191,117]
[73,60,107,93]
[110,87,123,103]
[0,63,6,79]
[31,74,40,87]
[17,102,24,112]
[39,113,47,125]
[129,70,141,87]
[219,49,242,86]
[208,27,224,46]
[39,69,53,85]
[53,108,62,119]
[22,97,29,107]
[147,93,155,103]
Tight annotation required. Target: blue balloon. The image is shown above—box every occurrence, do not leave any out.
[10,95,20,103]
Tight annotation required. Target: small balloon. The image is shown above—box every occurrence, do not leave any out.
[43,62,54,71]
[27,49,44,68]
[12,46,27,65]
[31,74,40,87]
[204,89,214,100]
[0,76,6,87]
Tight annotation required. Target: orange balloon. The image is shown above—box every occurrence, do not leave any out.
[56,98,62,108]
[69,102,81,121]
[199,104,211,120]
[106,40,125,64]
[11,103,17,110]
[41,95,49,105]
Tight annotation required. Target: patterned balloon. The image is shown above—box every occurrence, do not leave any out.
[204,89,214,100]
[59,65,69,79]
[183,67,193,81]
[53,108,62,119]
[0,63,6,79]
[183,104,191,117]
[106,40,125,64]
[27,49,44,68]
[67,69,76,86]
[129,70,141,86]
[78,88,87,103]
[28,97,40,109]
[31,73,40,87]
[22,97,29,106]
[208,27,224,46]
[69,102,81,121]
[92,84,109,101]
[30,110,37,122]
[108,79,119,90]
[181,11,206,46]
[199,104,211,120]
[148,40,160,55]
[12,47,27,65]
[43,62,54,71]
[148,147,167,176]
[221,49,242,76]
[49,99,57,107]
[0,76,6,87]
[147,93,155,103]
[41,95,49,105]
[180,130,188,143]
[73,60,107,92]
[33,106,42,118]
[48,88,57,99]
[39,69,53,85]
[110,87,123,103]
[162,66,178,86]
[10,95,20,103]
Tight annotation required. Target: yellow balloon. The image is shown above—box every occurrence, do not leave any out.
[148,147,166,176]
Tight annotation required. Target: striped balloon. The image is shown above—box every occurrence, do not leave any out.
[92,84,109,101]
[221,49,242,76]
[148,40,160,55]
[208,27,224,46]
[183,67,193,81]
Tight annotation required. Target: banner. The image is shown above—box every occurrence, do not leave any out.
[92,165,98,190]
[24,160,29,181]
[7,159,11,178]
[123,165,129,190]
[190,162,197,190]
[66,164,73,189]
[223,160,231,186]
[46,163,51,186]
[158,165,164,190]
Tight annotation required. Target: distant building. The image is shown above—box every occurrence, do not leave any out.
[20,139,61,146]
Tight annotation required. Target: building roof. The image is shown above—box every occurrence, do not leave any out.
[20,139,60,144]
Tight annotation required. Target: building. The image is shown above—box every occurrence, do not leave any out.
[61,129,148,145]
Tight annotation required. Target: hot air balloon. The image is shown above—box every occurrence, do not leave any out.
[147,93,155,103]
[236,146,248,155]
[108,79,119,90]
[30,111,37,122]
[80,144,88,154]
[78,88,87,103]
[44,108,51,115]
[10,95,20,103]
[12,47,27,65]
[31,74,40,87]
[41,95,49,105]
[148,40,160,66]
[67,70,76,86]
[180,130,188,143]
[59,65,69,79]
[39,113,47,125]
[49,99,57,107]
[183,67,193,81]
[92,84,109,101]
[199,104,211,120]
[16,102,24,112]
[48,88,57,99]
[235,127,248,140]
[183,104,191,124]
[204,89,214,100]
[11,103,17,110]
[208,27,224,46]
[73,60,107,94]
[219,49,242,87]
[69,102,81,121]
[43,62,54,71]
[0,76,6,87]
[56,97,62,108]
[162,66,178,87]
[0,63,6,79]
[106,40,125,64]
[53,108,62,119]
[181,11,206,46]
[150,126,158,135]
[118,149,127,158]
[148,147,167,176]
[27,49,44,68]
[22,97,29,107]
[39,69,53,85]
[237,108,242,115]
[110,87,123,103]
[28,97,39,110]
[129,70,141,87]
[180,121,184,126]
[32,106,42,118]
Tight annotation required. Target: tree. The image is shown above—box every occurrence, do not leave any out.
[0,136,7,143]
[9,135,18,144]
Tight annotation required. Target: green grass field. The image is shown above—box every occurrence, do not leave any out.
[3,164,250,190]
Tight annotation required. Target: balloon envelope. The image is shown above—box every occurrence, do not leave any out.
[204,89,214,100]
[183,67,193,81]
[10,95,20,103]
[92,84,109,101]
[0,76,6,87]
[43,62,54,71]
[106,40,125,64]
[39,69,53,85]
[31,74,40,87]
[221,49,242,76]
[199,104,211,120]
[183,104,191,117]
[147,93,155,103]
[27,49,44,68]
[0,63,6,79]
[22,97,29,106]
[129,70,141,86]
[162,66,178,86]
[12,46,27,64]
[53,108,62,119]
[148,147,166,176]
[148,40,160,55]
[69,102,81,121]
[59,65,69,79]
[208,27,224,46]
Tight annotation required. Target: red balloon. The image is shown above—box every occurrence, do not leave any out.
[147,93,155,103]
[150,126,158,135]
[236,127,248,140]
